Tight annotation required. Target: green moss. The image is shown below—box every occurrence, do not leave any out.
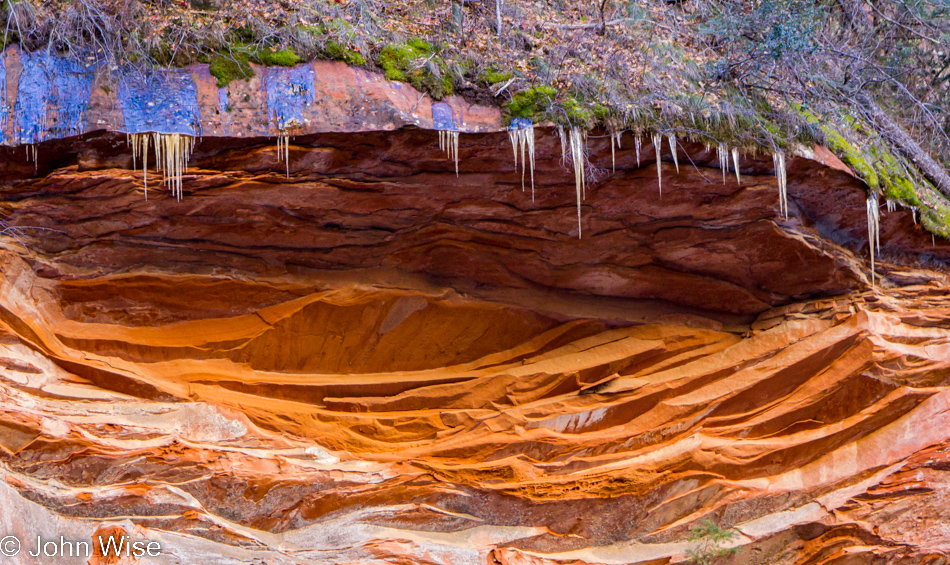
[592,103,612,122]
[866,146,917,205]
[298,24,324,35]
[824,128,880,189]
[506,85,556,120]
[379,40,432,82]
[921,206,950,239]
[407,37,433,52]
[408,68,453,99]
[209,53,254,87]
[378,39,453,99]
[880,171,919,204]
[324,40,365,66]
[562,98,594,127]
[478,68,512,85]
[249,47,300,67]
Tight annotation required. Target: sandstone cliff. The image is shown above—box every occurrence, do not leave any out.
[0,58,948,565]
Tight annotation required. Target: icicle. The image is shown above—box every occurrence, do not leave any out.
[277,133,291,178]
[558,126,567,163]
[129,133,153,199]
[526,128,535,200]
[507,120,535,199]
[731,147,741,184]
[867,192,880,287]
[142,134,149,199]
[611,133,616,173]
[717,144,728,185]
[25,144,38,173]
[886,199,895,213]
[653,133,663,196]
[773,150,788,219]
[439,130,460,176]
[667,134,679,173]
[635,136,641,168]
[569,128,586,238]
[610,131,622,173]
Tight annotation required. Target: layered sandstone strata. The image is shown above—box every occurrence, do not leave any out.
[0,122,947,565]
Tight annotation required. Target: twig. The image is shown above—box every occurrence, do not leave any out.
[494,77,516,97]
[409,92,428,114]
[541,18,675,33]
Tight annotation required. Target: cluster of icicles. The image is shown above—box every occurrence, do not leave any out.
[128,133,196,201]
[491,126,788,239]
[277,133,291,178]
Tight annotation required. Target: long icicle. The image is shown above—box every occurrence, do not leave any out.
[610,134,617,173]
[129,133,153,199]
[718,144,727,185]
[519,130,526,190]
[143,134,148,199]
[569,127,586,238]
[527,127,535,200]
[507,129,521,194]
[773,150,788,219]
[867,192,880,287]
[524,126,536,200]
[653,133,663,196]
[635,136,641,168]
[440,130,460,176]
[558,126,567,163]
[667,134,679,173]
[277,133,291,178]
[731,147,741,184]
[612,131,622,172]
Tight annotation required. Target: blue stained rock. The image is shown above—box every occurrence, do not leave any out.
[509,117,533,131]
[218,88,229,114]
[117,69,201,135]
[0,53,6,145]
[218,87,231,136]
[431,102,458,131]
[14,51,93,144]
[262,65,314,129]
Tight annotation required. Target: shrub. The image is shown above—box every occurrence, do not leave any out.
[685,519,741,565]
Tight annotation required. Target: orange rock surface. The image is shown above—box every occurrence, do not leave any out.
[0,127,948,565]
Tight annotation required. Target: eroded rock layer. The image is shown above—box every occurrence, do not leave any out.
[0,129,949,565]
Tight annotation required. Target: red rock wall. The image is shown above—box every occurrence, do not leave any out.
[0,128,948,565]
